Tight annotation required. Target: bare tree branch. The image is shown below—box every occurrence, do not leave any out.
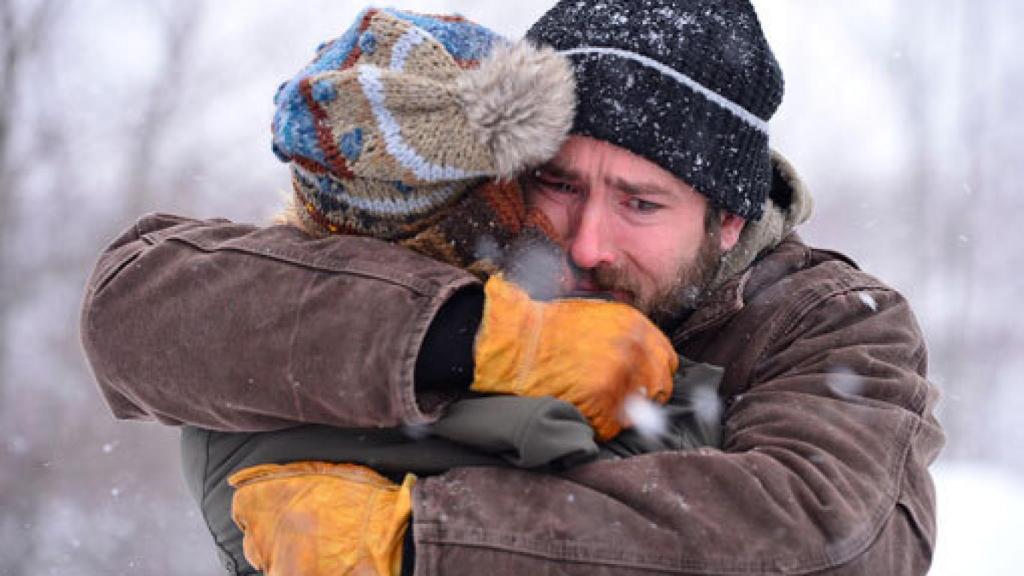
[0,3,69,570]
[122,0,203,219]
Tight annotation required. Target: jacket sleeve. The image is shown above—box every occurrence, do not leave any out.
[80,213,480,431]
[410,285,944,574]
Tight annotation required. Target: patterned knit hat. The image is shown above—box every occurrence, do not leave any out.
[527,0,784,221]
[273,8,576,239]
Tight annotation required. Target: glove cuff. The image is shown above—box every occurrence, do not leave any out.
[471,274,543,396]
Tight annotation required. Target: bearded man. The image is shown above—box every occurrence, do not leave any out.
[81,1,944,574]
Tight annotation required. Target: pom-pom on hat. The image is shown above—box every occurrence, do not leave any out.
[273,8,576,239]
[527,0,783,221]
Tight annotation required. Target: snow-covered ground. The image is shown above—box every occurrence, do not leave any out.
[930,462,1024,576]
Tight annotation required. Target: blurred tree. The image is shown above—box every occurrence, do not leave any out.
[0,0,63,416]
[940,0,1024,464]
[940,0,988,461]
[0,0,65,569]
[1,1,216,573]
[841,0,1017,463]
[122,0,202,221]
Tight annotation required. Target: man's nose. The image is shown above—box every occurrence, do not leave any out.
[567,199,616,269]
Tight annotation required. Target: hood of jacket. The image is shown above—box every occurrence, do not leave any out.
[709,150,814,290]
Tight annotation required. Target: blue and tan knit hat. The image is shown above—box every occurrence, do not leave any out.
[273,8,576,239]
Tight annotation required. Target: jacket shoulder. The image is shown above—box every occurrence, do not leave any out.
[742,237,930,407]
[746,236,894,305]
[704,236,930,409]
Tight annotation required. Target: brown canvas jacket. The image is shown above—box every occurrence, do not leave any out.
[81,214,943,574]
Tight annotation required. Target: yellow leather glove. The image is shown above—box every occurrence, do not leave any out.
[472,274,678,441]
[228,462,414,576]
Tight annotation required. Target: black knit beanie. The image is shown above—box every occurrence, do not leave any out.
[526,0,783,221]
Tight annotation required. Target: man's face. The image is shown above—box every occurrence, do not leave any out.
[525,136,746,324]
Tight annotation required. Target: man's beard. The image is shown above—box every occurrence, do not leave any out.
[582,225,723,327]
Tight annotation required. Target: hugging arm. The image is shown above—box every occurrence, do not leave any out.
[409,275,943,574]
[81,213,481,431]
[81,212,673,435]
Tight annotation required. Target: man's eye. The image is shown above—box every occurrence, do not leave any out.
[550,181,575,194]
[626,197,664,213]
[534,172,575,194]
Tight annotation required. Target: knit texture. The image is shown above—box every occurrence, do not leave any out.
[273,8,575,240]
[527,0,784,220]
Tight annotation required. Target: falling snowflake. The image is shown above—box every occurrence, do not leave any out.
[623,393,668,439]
[858,293,878,312]
[826,366,865,398]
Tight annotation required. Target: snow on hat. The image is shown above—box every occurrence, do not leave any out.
[273,7,576,239]
[527,0,783,221]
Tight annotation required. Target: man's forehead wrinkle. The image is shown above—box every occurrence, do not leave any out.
[608,175,677,198]
[547,150,683,198]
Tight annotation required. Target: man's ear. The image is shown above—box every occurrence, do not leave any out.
[719,212,746,251]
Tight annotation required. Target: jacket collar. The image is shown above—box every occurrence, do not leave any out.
[671,151,814,345]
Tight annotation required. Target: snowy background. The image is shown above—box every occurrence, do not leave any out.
[1,0,1021,574]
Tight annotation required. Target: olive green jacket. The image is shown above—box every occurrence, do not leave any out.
[181,359,724,575]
